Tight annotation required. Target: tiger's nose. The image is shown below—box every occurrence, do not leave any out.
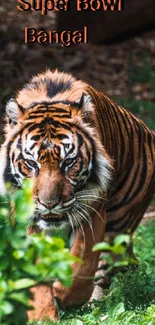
[39,198,61,210]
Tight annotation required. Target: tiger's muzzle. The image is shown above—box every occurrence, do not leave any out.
[32,168,75,227]
[34,197,76,229]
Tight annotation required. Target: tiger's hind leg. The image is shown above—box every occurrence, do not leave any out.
[90,207,148,302]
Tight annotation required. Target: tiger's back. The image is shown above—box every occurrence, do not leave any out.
[87,86,155,236]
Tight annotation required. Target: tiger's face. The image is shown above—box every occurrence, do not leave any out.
[2,94,112,231]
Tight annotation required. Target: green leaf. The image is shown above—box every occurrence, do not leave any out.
[9,292,29,306]
[92,306,101,317]
[112,244,126,255]
[13,250,25,259]
[92,242,112,251]
[21,264,41,277]
[0,301,13,315]
[109,302,125,317]
[0,280,8,293]
[114,234,130,246]
[8,278,36,290]
[71,320,84,325]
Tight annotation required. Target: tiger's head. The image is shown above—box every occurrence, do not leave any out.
[0,70,112,232]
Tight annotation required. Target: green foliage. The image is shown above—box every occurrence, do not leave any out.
[134,221,155,275]
[93,234,137,269]
[29,221,155,325]
[0,181,77,325]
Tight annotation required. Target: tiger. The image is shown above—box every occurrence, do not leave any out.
[0,69,155,321]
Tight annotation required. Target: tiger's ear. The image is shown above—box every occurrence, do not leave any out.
[75,93,92,114]
[6,98,25,125]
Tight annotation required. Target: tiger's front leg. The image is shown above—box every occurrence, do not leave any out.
[28,285,59,321]
[27,226,59,321]
[53,203,106,308]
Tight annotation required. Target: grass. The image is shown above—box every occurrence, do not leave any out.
[28,220,155,325]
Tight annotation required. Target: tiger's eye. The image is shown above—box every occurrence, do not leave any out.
[25,160,38,170]
[28,160,37,167]
[65,158,74,165]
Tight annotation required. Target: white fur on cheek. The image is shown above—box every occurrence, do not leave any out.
[95,153,112,192]
[0,147,7,194]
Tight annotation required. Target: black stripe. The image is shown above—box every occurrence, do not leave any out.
[24,78,71,99]
[12,152,15,162]
[28,123,44,133]
[51,114,70,119]
[28,108,69,115]
[77,133,84,149]
[58,134,69,140]
[107,117,136,211]
[85,140,91,162]
[119,108,131,138]
[29,100,80,110]
[111,104,125,162]
[4,141,19,186]
[30,143,36,150]
[106,212,130,233]
[46,79,71,98]
[27,114,44,119]
[17,136,22,150]
[147,133,154,162]
[31,135,41,141]
[127,141,147,205]
[67,144,75,156]
[107,147,147,212]
[16,152,23,161]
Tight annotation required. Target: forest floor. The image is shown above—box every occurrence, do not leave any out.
[1,1,155,114]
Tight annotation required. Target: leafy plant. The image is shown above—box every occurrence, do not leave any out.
[93,234,137,272]
[0,181,78,325]
[28,221,155,325]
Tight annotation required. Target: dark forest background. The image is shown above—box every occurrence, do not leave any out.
[0,0,155,132]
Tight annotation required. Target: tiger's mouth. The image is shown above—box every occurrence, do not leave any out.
[32,210,71,231]
[40,213,67,224]
[32,212,74,247]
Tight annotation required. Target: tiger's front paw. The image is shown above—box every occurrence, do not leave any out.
[53,281,72,309]
[53,280,94,309]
